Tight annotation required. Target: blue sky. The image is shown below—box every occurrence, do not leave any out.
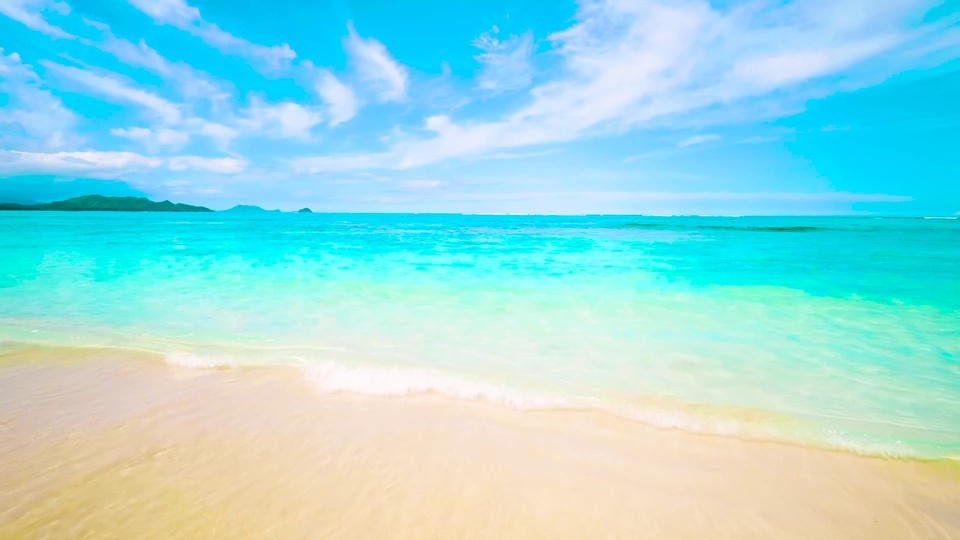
[1,0,958,214]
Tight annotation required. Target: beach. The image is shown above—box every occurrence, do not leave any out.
[2,212,959,538]
[2,345,959,539]
[3,0,958,534]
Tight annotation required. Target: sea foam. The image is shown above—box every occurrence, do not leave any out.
[165,351,237,369]
[305,362,569,410]
[160,350,930,457]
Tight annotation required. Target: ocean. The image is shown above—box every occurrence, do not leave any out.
[1,212,958,458]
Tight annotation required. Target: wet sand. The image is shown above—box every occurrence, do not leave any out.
[1,345,959,539]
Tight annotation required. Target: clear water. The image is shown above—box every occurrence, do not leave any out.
[1,212,958,457]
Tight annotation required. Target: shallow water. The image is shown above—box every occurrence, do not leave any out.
[0,212,958,456]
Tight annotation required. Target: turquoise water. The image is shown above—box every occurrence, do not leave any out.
[1,212,958,457]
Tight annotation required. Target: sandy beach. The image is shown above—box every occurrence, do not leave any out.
[1,345,958,539]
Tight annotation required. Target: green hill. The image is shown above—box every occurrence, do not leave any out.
[0,195,213,212]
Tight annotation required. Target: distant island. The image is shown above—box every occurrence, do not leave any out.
[297,208,313,213]
[0,195,213,212]
[224,204,281,213]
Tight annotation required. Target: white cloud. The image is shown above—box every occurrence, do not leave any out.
[126,0,296,72]
[0,49,78,149]
[126,0,198,26]
[168,155,246,173]
[110,126,191,150]
[80,16,109,32]
[2,149,164,173]
[344,24,408,102]
[87,30,237,150]
[297,0,950,171]
[239,98,323,139]
[195,25,296,72]
[187,119,237,148]
[1,149,248,175]
[678,134,720,147]
[473,28,534,93]
[99,36,229,103]
[315,69,358,126]
[740,136,780,144]
[109,120,236,151]
[41,61,183,124]
[399,179,442,189]
[0,0,74,39]
[291,152,393,174]
[37,57,240,152]
[728,39,897,91]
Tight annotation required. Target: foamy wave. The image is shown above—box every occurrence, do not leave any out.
[305,363,568,410]
[164,351,236,369]
[159,351,937,458]
[614,407,752,436]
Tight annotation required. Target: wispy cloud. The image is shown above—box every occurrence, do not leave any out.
[740,136,780,144]
[41,60,183,124]
[0,0,954,212]
[37,56,241,151]
[125,0,296,72]
[314,69,358,126]
[239,98,323,139]
[345,24,409,102]
[398,179,443,190]
[2,149,164,174]
[98,35,230,104]
[168,155,246,173]
[0,49,79,149]
[109,126,191,150]
[2,149,247,175]
[297,0,949,171]
[473,27,535,93]
[678,134,720,147]
[0,0,73,39]
[291,152,393,174]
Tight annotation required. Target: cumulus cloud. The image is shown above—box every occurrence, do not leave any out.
[0,0,74,39]
[126,0,296,72]
[344,24,409,102]
[473,27,534,93]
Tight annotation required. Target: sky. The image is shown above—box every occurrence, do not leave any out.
[0,0,958,214]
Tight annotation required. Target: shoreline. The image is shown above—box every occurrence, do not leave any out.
[2,340,957,461]
[2,345,959,538]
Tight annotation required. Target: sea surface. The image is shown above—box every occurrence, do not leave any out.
[1,212,958,457]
